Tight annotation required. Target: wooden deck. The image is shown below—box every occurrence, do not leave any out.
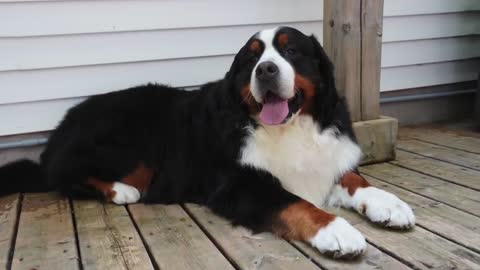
[1,123,479,270]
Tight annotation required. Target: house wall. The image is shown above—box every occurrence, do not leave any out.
[1,0,479,136]
[381,0,480,92]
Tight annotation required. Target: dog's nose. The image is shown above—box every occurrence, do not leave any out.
[256,61,278,81]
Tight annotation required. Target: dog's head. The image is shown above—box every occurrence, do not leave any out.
[227,27,337,125]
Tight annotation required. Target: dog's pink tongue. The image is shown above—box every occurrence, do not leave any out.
[259,93,289,125]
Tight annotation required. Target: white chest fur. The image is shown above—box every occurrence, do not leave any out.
[239,116,362,206]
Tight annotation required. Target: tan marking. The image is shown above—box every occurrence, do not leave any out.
[340,172,371,196]
[275,200,336,241]
[250,40,262,54]
[278,33,289,48]
[241,84,260,114]
[121,163,153,193]
[87,177,116,201]
[294,74,316,114]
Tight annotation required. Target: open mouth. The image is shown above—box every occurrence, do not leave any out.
[259,91,303,125]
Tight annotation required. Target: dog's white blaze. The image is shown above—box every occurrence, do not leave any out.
[250,27,295,102]
[239,115,362,206]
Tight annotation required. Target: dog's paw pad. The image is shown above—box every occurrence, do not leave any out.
[310,217,366,259]
[111,182,141,205]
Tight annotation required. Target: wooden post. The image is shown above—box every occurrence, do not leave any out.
[324,0,396,164]
[324,0,383,122]
[323,0,362,122]
[361,0,384,120]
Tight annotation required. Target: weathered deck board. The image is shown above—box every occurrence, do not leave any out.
[128,204,234,270]
[0,194,20,269]
[392,150,480,191]
[11,193,79,270]
[399,126,480,154]
[73,200,154,270]
[332,208,480,270]
[363,175,480,253]
[361,163,480,217]
[184,203,321,270]
[2,123,480,269]
[291,241,410,270]
[397,138,480,171]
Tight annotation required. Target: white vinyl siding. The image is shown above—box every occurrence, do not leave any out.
[381,0,480,92]
[0,0,323,136]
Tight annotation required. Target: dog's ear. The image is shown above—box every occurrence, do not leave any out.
[309,35,336,91]
[225,46,244,81]
[309,34,340,123]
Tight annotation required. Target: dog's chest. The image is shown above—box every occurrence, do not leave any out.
[239,116,361,206]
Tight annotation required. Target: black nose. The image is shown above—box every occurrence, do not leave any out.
[256,61,278,81]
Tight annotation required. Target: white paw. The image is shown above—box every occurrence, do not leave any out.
[111,182,141,205]
[309,217,366,259]
[355,187,415,229]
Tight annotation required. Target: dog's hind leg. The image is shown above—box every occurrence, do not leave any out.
[86,177,140,205]
[85,163,153,204]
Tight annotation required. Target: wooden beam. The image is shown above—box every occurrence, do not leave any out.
[324,1,393,164]
[323,0,362,121]
[354,116,397,164]
[324,0,384,121]
[361,0,384,120]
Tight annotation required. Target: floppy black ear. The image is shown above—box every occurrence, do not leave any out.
[309,35,340,125]
[221,47,245,105]
[309,35,336,92]
[225,45,245,81]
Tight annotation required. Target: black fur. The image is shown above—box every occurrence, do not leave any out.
[0,159,49,195]
[0,27,355,234]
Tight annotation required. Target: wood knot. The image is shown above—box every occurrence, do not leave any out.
[329,20,334,27]
[342,23,351,33]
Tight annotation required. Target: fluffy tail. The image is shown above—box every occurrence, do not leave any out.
[0,159,51,196]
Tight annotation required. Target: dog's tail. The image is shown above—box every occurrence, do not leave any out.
[0,159,51,196]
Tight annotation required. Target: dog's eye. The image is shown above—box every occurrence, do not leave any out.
[286,48,297,55]
[249,56,259,64]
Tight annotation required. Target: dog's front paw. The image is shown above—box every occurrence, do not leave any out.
[309,217,366,259]
[355,187,415,229]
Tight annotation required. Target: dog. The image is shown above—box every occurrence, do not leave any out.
[0,27,414,259]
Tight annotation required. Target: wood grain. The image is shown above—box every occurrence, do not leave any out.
[185,203,321,270]
[360,0,383,120]
[330,208,480,270]
[0,194,20,269]
[397,138,480,171]
[361,163,480,216]
[354,117,398,164]
[292,241,409,270]
[128,204,234,270]
[11,192,79,270]
[73,200,154,270]
[399,126,480,154]
[324,0,362,121]
[393,150,480,191]
[364,175,480,253]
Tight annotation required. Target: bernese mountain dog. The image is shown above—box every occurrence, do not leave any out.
[0,27,414,259]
